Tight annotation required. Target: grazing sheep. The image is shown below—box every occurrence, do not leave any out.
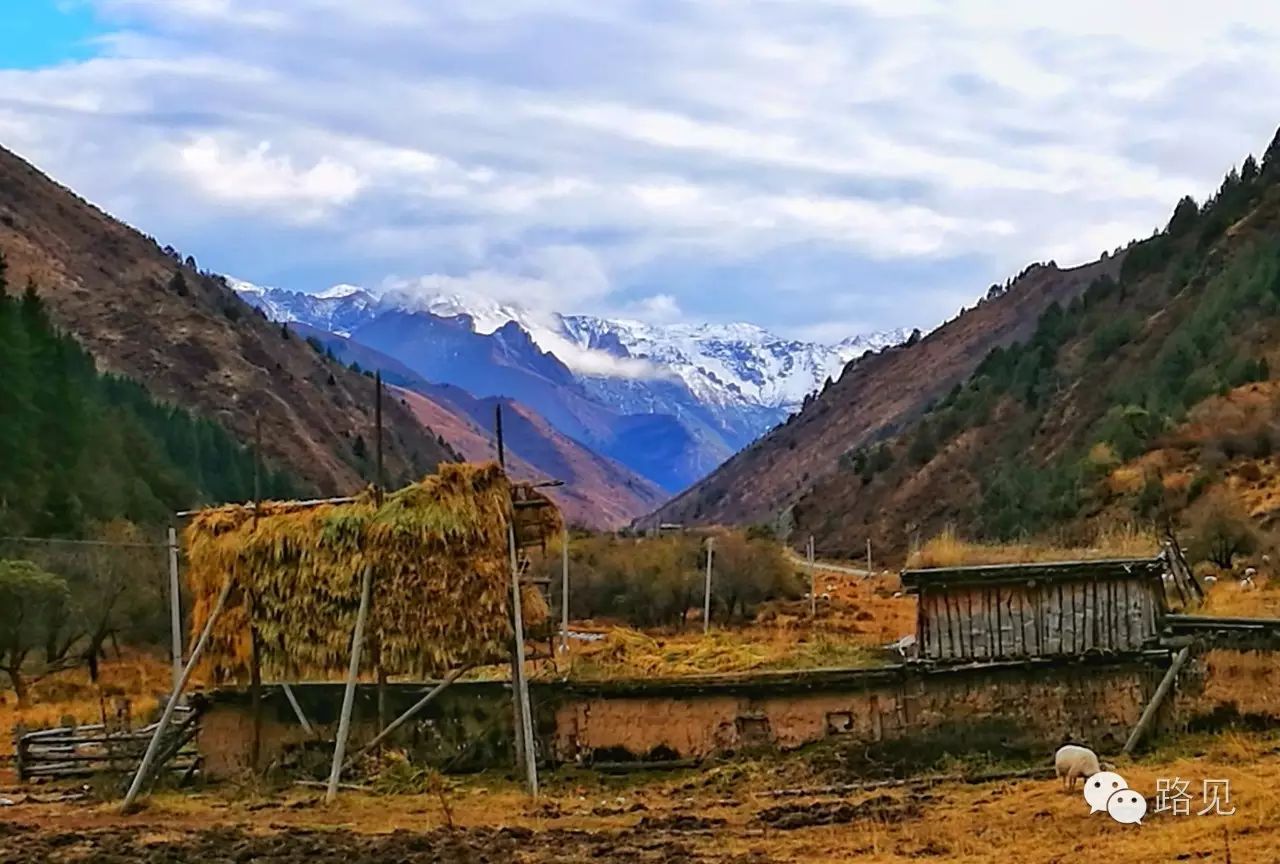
[1244,567,1258,579]
[1242,575,1257,591]
[1054,745,1113,792]
[1203,574,1218,585]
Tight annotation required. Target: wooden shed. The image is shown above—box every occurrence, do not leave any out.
[900,557,1168,663]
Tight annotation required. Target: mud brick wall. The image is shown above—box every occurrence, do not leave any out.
[550,657,1166,763]
[199,655,1176,776]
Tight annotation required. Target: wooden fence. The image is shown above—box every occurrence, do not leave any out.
[15,705,200,783]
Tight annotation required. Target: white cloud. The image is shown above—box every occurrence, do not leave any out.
[2,0,1279,338]
[175,137,363,219]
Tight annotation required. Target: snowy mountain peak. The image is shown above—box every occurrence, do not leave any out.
[231,278,908,438]
[316,283,365,300]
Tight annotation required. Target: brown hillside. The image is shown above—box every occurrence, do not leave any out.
[643,255,1120,531]
[785,130,1280,563]
[394,385,667,529]
[0,144,455,494]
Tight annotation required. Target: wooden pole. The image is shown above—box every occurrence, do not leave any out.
[249,414,263,771]
[122,575,234,813]
[1123,645,1192,755]
[560,526,570,652]
[280,683,317,738]
[508,520,538,796]
[703,538,714,635]
[808,536,816,617]
[495,403,506,468]
[166,526,182,693]
[866,538,873,577]
[253,412,262,510]
[325,565,374,805]
[374,371,384,494]
[342,666,470,772]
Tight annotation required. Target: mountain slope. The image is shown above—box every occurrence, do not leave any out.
[292,324,668,528]
[665,127,1280,565]
[232,281,897,490]
[642,256,1120,531]
[0,274,296,535]
[0,145,455,496]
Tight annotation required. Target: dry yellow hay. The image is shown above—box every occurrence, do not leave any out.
[906,523,1160,569]
[185,462,557,682]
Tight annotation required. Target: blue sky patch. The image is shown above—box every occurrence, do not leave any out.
[1,1,104,69]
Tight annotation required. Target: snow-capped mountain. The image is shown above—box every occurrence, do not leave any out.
[560,316,906,415]
[228,278,376,337]
[232,279,907,490]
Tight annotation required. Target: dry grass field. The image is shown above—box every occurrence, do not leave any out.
[544,564,916,679]
[0,653,173,759]
[6,550,1280,862]
[905,524,1160,569]
[3,729,1278,863]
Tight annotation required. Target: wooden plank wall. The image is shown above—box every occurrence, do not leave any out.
[919,578,1159,661]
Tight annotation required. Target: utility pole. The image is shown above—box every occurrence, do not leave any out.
[808,535,816,617]
[166,526,182,693]
[703,537,714,635]
[560,526,570,651]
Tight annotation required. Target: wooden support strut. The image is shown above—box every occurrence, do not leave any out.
[122,574,234,813]
[1123,645,1192,755]
[508,520,539,796]
[325,564,374,805]
[281,683,318,738]
[341,666,470,773]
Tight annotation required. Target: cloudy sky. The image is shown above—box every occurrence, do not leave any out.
[2,1,1278,341]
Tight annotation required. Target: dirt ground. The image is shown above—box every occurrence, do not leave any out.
[3,729,1279,864]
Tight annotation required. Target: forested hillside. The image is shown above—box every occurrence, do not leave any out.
[0,256,296,536]
[0,144,455,497]
[791,127,1280,559]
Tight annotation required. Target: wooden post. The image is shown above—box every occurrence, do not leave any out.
[372,375,387,733]
[808,536,816,617]
[560,526,570,652]
[508,521,538,796]
[281,683,317,738]
[249,414,264,771]
[495,403,506,469]
[703,538,714,635]
[374,371,384,493]
[342,666,470,772]
[249,616,263,771]
[866,538,872,577]
[122,575,234,813]
[13,723,26,783]
[1123,646,1192,755]
[166,526,182,694]
[325,565,374,805]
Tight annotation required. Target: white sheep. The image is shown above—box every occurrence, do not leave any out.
[1054,744,1113,792]
[1244,567,1258,579]
[1203,574,1218,585]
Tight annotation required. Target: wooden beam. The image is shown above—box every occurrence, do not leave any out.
[281,683,317,738]
[1122,646,1192,755]
[341,666,470,773]
[122,575,233,813]
[508,520,538,796]
[325,565,374,805]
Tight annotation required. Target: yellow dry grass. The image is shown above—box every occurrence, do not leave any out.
[10,731,1280,864]
[906,524,1160,569]
[185,462,556,682]
[0,653,175,758]
[548,568,914,679]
